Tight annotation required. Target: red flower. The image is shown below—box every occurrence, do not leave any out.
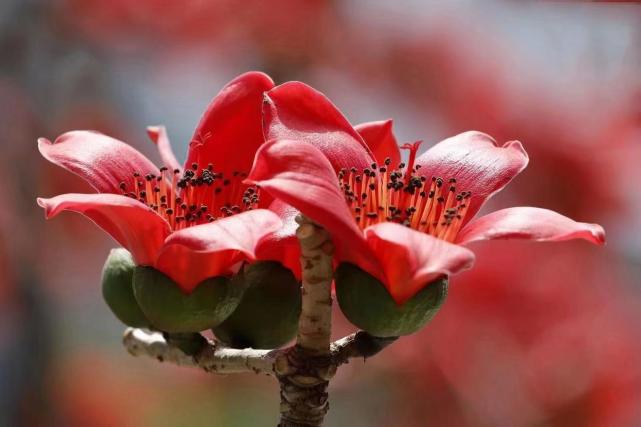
[247,82,605,304]
[37,72,283,293]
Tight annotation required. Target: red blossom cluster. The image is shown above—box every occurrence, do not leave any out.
[2,1,638,425]
[38,72,603,305]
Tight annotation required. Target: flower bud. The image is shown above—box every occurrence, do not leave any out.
[335,263,447,337]
[101,248,150,328]
[213,261,301,349]
[133,267,244,333]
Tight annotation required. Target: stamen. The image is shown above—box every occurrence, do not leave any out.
[337,145,472,242]
[119,162,259,231]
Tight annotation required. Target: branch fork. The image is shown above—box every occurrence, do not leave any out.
[122,215,397,426]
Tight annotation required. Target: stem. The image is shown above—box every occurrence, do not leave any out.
[277,215,335,427]
[294,216,334,356]
[123,328,278,375]
[121,217,398,425]
[331,331,398,366]
[123,328,395,376]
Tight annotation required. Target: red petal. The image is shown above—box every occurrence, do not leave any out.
[354,119,401,167]
[416,131,529,224]
[246,139,378,274]
[255,199,302,280]
[365,222,475,305]
[38,131,159,194]
[37,193,170,265]
[155,209,282,293]
[263,81,374,170]
[185,72,274,177]
[147,126,182,173]
[456,207,606,245]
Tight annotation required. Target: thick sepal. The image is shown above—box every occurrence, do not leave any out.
[335,263,448,337]
[213,261,301,349]
[133,267,245,333]
[101,248,150,328]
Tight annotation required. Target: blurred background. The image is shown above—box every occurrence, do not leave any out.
[1,0,640,426]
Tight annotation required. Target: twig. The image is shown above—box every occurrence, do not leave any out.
[121,216,398,426]
[123,329,396,372]
[123,328,278,375]
[331,331,398,366]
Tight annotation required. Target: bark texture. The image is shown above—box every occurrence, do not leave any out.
[276,216,335,426]
[123,328,278,375]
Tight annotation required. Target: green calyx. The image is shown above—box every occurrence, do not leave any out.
[335,263,448,338]
[213,261,301,349]
[101,249,150,328]
[133,267,245,333]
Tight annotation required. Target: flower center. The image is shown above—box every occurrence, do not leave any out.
[338,142,471,242]
[119,163,260,230]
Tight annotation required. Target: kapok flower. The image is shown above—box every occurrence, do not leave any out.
[37,72,283,293]
[247,82,605,304]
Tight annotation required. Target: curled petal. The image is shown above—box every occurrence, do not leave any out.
[185,71,274,177]
[37,193,170,265]
[246,139,378,275]
[263,81,374,170]
[354,119,401,167]
[255,199,302,280]
[155,209,282,293]
[416,131,529,224]
[365,222,475,305]
[38,131,159,194]
[456,207,606,245]
[147,126,181,173]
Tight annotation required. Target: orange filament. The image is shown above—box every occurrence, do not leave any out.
[337,142,471,242]
[119,163,259,231]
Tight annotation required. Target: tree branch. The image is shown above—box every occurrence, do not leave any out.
[124,328,397,371]
[293,215,334,356]
[331,331,398,366]
[123,328,278,375]
[277,216,336,427]
[121,217,399,426]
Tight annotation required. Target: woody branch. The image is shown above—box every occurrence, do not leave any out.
[121,215,397,426]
